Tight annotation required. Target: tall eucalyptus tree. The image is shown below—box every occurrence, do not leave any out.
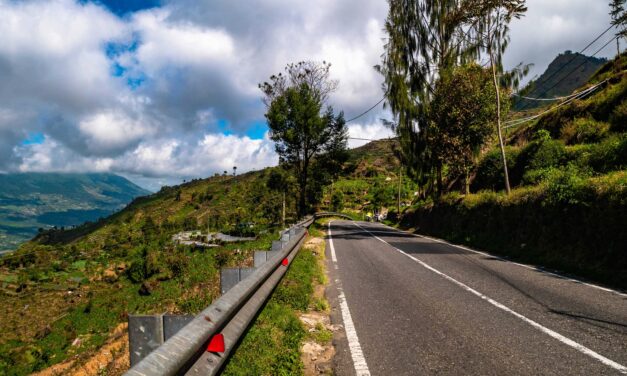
[610,0,627,55]
[377,0,479,196]
[466,0,527,194]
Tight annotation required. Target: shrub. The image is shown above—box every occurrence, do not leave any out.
[543,164,594,205]
[517,133,566,175]
[560,117,609,145]
[609,99,627,132]
[127,259,145,283]
[589,76,627,122]
[331,191,344,211]
[569,134,627,173]
[522,168,552,185]
[472,146,521,191]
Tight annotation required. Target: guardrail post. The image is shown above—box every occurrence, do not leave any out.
[220,267,256,294]
[253,251,267,268]
[129,315,164,366]
[271,240,285,251]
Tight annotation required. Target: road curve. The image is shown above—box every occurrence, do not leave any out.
[325,220,627,375]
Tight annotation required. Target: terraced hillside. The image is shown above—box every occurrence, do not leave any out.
[402,54,627,289]
[0,142,403,374]
[0,173,149,253]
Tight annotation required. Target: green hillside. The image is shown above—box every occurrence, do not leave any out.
[0,173,150,253]
[514,51,607,110]
[323,139,419,218]
[0,143,404,374]
[402,54,627,288]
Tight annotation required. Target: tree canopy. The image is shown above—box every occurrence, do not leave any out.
[261,62,348,216]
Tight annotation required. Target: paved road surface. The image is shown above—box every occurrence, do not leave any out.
[325,220,627,375]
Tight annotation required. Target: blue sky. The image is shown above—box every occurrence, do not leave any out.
[84,0,160,16]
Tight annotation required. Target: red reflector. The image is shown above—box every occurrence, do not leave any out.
[207,333,225,353]
[281,258,289,266]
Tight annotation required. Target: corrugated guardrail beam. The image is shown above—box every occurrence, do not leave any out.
[125,219,313,376]
[124,213,350,376]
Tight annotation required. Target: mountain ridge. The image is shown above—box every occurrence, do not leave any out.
[0,172,150,252]
[514,51,608,110]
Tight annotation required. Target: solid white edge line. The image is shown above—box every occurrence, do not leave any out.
[328,221,371,376]
[354,222,627,374]
[377,223,627,298]
[328,222,337,263]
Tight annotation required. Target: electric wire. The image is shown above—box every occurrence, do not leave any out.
[516,25,615,109]
[503,78,609,129]
[345,97,386,123]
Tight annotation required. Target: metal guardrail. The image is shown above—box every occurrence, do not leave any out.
[125,213,352,376]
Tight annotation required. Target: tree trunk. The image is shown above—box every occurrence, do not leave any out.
[436,164,443,197]
[298,179,307,217]
[489,45,511,195]
[464,166,470,195]
[282,191,286,227]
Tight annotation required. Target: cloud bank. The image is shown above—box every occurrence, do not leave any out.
[0,0,614,190]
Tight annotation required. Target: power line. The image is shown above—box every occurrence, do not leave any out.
[517,25,615,110]
[345,97,385,123]
[503,78,609,129]
[511,89,591,102]
[348,137,378,141]
[533,35,617,102]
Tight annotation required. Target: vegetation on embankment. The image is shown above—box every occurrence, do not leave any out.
[401,171,627,288]
[399,58,627,290]
[224,223,330,375]
[0,168,299,375]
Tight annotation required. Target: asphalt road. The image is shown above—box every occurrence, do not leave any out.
[325,220,627,375]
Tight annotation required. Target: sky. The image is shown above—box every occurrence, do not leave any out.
[0,0,617,191]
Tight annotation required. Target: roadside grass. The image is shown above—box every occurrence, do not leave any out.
[0,232,275,375]
[401,170,627,289]
[223,227,329,376]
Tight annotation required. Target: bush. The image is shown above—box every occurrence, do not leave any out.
[127,259,145,283]
[543,164,593,205]
[331,191,344,211]
[568,134,627,173]
[560,117,609,145]
[588,75,627,122]
[402,173,627,288]
[472,146,520,191]
[610,99,627,132]
[516,132,566,181]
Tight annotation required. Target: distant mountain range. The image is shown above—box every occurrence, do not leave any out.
[514,51,608,110]
[0,173,149,252]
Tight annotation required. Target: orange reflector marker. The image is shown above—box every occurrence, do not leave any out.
[281,258,289,266]
[207,333,225,353]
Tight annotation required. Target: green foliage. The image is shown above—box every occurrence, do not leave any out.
[369,182,395,211]
[560,117,610,144]
[566,134,627,173]
[473,147,521,191]
[127,258,146,283]
[330,190,344,212]
[516,132,567,176]
[262,62,348,216]
[543,164,594,205]
[430,64,500,177]
[224,245,326,375]
[403,171,627,288]
[610,99,627,131]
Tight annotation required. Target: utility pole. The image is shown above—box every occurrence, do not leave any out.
[397,167,402,216]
